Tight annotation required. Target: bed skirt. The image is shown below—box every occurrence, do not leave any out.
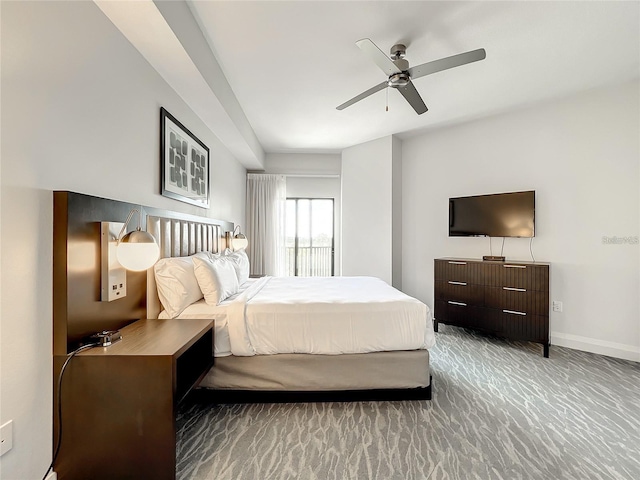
[198,349,430,392]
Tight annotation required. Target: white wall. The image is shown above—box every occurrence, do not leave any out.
[342,136,396,284]
[0,2,246,479]
[392,136,403,289]
[402,80,640,361]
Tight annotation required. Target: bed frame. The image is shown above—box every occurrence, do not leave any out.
[146,211,432,402]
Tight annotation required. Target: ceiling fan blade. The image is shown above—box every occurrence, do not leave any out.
[397,80,428,115]
[356,38,401,76]
[336,81,388,111]
[408,48,486,80]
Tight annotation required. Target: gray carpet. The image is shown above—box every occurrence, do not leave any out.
[176,325,640,480]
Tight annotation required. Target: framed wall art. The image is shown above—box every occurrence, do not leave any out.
[160,107,210,208]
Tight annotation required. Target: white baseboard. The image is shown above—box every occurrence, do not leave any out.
[551,332,640,362]
[45,471,57,480]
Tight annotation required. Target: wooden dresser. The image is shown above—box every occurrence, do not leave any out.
[434,258,550,357]
[54,318,213,480]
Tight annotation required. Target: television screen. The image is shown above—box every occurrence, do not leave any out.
[449,191,535,238]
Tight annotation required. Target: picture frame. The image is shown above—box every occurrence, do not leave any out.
[160,107,210,208]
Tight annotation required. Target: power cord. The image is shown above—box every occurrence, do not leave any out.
[530,236,536,263]
[500,237,505,257]
[41,343,99,480]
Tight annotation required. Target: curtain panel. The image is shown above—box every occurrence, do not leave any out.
[246,174,286,276]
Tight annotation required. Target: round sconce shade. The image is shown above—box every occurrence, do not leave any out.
[117,230,160,271]
[232,234,248,251]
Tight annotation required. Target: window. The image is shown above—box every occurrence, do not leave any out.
[285,198,334,276]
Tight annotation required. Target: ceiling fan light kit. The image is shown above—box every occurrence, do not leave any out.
[388,72,410,87]
[337,38,486,115]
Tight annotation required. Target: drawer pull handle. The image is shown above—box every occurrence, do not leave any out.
[503,287,526,292]
[503,264,526,269]
[448,261,467,265]
[448,301,467,307]
[448,281,467,286]
[503,309,527,316]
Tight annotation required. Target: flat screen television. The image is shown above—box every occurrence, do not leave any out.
[449,191,535,238]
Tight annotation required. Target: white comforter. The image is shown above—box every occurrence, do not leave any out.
[225,276,435,356]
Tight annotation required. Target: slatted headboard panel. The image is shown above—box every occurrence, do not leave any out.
[146,214,229,318]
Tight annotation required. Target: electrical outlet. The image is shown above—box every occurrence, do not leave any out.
[552,301,563,313]
[1,420,13,456]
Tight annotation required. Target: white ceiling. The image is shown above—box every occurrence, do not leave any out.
[189,1,639,154]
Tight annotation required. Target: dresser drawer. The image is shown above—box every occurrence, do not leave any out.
[484,263,549,290]
[435,280,484,305]
[484,286,549,316]
[434,300,486,330]
[434,259,484,284]
[485,309,549,343]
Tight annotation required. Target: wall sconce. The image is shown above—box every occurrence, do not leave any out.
[101,208,159,302]
[225,225,248,251]
[229,225,248,251]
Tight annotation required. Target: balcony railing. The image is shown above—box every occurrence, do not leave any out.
[285,246,333,277]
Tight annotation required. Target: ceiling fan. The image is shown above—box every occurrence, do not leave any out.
[336,39,486,115]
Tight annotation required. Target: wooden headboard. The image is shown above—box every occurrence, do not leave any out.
[53,191,232,354]
[146,214,228,318]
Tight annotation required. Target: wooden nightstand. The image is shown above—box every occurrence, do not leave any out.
[54,319,213,480]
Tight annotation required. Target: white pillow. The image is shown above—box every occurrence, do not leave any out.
[193,254,239,305]
[226,249,250,285]
[153,255,204,318]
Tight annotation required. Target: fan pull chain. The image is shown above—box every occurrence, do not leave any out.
[386,87,389,112]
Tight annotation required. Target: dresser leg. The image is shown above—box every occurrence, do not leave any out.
[543,343,549,358]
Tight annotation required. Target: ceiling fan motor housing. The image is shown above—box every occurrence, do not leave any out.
[389,44,410,87]
[390,44,407,59]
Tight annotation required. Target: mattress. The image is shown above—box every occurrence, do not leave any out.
[163,276,435,358]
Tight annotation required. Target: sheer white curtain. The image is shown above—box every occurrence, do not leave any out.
[246,174,286,276]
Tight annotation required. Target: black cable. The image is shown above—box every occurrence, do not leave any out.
[500,237,505,257]
[41,343,99,480]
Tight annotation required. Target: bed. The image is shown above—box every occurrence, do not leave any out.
[147,214,435,402]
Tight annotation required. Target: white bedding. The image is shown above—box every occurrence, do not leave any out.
[164,276,435,357]
[158,278,259,356]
